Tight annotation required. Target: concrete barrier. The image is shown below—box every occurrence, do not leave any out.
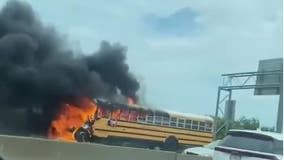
[0,135,212,160]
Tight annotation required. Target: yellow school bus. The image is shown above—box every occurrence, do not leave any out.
[91,99,213,151]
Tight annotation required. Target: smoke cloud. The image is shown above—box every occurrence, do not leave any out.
[0,1,139,134]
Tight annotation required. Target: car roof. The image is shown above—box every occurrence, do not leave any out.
[229,129,283,141]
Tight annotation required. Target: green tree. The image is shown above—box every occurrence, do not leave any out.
[234,116,260,130]
[261,126,275,132]
[214,116,260,140]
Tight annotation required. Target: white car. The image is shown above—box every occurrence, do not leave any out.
[213,129,283,160]
[183,140,221,157]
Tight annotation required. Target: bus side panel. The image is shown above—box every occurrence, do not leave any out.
[93,118,212,146]
[118,121,213,138]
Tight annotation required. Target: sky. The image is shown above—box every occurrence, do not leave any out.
[0,0,282,127]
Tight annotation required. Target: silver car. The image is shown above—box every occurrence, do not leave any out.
[183,140,221,157]
[213,129,283,160]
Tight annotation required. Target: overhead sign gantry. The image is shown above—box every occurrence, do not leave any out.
[214,58,283,138]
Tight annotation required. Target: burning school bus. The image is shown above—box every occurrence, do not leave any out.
[48,99,213,151]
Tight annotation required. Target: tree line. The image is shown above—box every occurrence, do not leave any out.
[214,116,275,140]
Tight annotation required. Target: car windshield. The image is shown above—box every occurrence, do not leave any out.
[219,132,283,155]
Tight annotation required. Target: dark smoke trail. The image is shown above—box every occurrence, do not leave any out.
[85,41,139,101]
[0,0,139,134]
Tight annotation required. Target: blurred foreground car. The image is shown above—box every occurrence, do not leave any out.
[183,140,221,157]
[213,129,283,160]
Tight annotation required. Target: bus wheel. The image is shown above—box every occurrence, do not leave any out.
[164,136,178,151]
[74,129,90,142]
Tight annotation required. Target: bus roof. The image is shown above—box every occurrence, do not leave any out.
[95,99,213,121]
[129,105,213,121]
[164,109,213,121]
[124,102,213,121]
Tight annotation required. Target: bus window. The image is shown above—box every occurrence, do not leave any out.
[199,122,205,131]
[162,117,169,126]
[206,128,212,132]
[104,110,111,118]
[147,111,154,117]
[111,109,121,120]
[119,109,129,121]
[170,117,177,127]
[97,107,103,118]
[146,116,153,124]
[129,110,138,122]
[192,120,198,130]
[154,116,162,125]
[137,112,146,123]
[185,119,192,129]
[178,119,185,128]
[98,107,111,118]
[205,121,213,132]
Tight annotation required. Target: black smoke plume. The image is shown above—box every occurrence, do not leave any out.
[0,1,139,134]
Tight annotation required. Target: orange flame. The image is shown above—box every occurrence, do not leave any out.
[111,109,121,120]
[128,97,135,105]
[47,98,97,142]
